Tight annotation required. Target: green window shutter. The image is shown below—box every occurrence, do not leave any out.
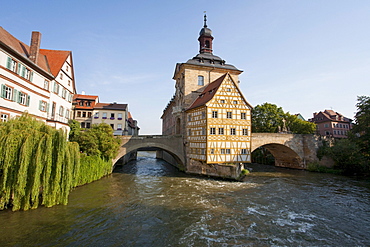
[39,100,42,110]
[6,57,12,69]
[17,64,22,75]
[29,71,33,82]
[46,103,50,113]
[21,66,26,77]
[26,95,30,106]
[1,84,5,98]
[12,89,18,102]
[18,91,22,103]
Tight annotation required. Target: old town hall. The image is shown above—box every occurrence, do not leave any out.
[161,15,253,171]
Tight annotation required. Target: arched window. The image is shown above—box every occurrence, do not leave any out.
[205,40,210,48]
[198,75,204,86]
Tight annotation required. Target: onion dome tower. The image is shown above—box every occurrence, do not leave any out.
[198,14,214,54]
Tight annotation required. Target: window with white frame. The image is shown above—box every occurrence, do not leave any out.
[219,128,224,135]
[226,149,231,154]
[221,149,225,154]
[44,80,49,90]
[210,127,216,135]
[118,113,123,119]
[212,111,218,118]
[39,101,47,112]
[241,112,246,119]
[6,57,17,72]
[1,113,9,122]
[227,112,232,119]
[62,88,67,99]
[102,112,107,118]
[230,128,236,135]
[65,109,70,119]
[1,85,13,100]
[242,128,248,135]
[241,149,247,154]
[59,106,64,116]
[117,124,122,130]
[19,91,27,105]
[198,75,204,86]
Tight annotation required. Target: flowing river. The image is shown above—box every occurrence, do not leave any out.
[1,152,370,246]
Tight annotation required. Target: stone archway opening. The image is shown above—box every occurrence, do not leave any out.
[114,146,185,172]
[252,143,303,169]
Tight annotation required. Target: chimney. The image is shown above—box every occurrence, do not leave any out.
[29,31,42,63]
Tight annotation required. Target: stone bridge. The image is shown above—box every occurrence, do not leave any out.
[113,135,185,168]
[114,133,324,171]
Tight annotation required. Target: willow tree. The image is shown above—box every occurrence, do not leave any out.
[0,114,80,211]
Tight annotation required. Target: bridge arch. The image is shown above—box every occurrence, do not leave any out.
[252,143,302,168]
[113,135,185,168]
[251,133,319,169]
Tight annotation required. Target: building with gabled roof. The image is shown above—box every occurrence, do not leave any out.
[309,109,352,138]
[186,73,252,164]
[0,27,76,131]
[72,93,139,135]
[161,15,252,171]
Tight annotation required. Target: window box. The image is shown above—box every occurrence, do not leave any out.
[102,117,107,119]
[94,117,99,119]
[118,118,122,120]
[117,128,122,130]
[110,117,115,120]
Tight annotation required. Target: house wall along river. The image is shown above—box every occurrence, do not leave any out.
[0,152,369,246]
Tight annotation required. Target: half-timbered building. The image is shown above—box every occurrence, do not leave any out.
[161,15,253,168]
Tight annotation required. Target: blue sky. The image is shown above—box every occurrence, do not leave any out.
[2,1,369,134]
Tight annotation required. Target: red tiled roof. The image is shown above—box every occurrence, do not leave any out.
[40,49,70,77]
[187,74,227,110]
[73,94,99,100]
[0,26,71,77]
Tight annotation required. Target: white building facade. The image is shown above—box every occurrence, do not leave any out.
[0,27,76,131]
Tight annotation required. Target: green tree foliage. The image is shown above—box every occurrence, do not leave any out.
[68,119,81,142]
[252,103,285,133]
[0,114,80,211]
[350,96,370,157]
[285,114,316,134]
[77,154,113,186]
[252,102,316,134]
[74,123,121,161]
[0,115,121,211]
[316,96,370,175]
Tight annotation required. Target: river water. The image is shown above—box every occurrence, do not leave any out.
[1,152,370,246]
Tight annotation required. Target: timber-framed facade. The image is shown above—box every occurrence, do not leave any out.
[161,15,253,177]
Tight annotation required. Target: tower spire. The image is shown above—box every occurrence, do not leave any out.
[198,12,213,54]
[204,11,207,27]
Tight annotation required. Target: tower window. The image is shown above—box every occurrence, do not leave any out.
[205,40,210,48]
[198,75,204,86]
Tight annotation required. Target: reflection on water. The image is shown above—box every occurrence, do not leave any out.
[1,152,370,246]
